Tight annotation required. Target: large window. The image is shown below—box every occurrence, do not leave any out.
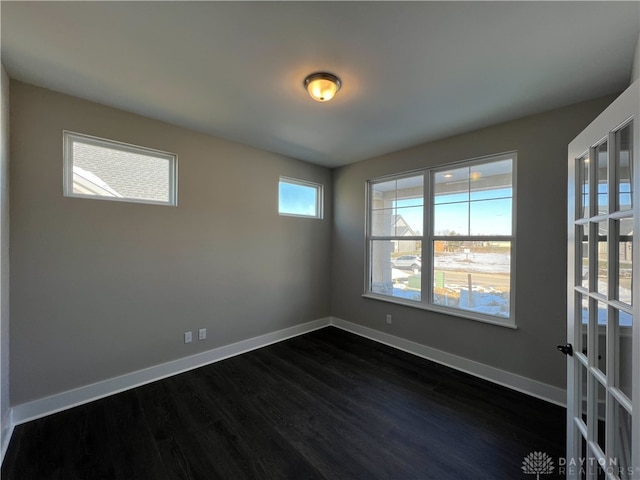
[63,131,177,206]
[366,152,516,327]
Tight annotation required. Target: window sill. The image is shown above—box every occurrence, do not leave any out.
[361,293,518,329]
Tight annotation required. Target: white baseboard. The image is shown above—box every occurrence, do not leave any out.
[6,315,565,464]
[329,317,567,407]
[11,317,331,426]
[0,408,13,466]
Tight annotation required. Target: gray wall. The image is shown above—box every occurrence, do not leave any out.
[5,78,627,407]
[0,66,10,447]
[331,94,617,390]
[633,31,640,83]
[10,81,332,405]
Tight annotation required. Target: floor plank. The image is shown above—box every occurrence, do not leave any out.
[2,327,566,479]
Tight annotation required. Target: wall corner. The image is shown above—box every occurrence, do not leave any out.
[0,63,12,466]
[631,31,640,84]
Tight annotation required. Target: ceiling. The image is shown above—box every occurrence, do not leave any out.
[2,1,639,168]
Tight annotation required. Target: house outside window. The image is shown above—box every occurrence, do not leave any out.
[365,152,516,327]
[63,131,177,206]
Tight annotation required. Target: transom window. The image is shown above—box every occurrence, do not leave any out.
[278,177,324,219]
[63,131,177,206]
[366,152,516,327]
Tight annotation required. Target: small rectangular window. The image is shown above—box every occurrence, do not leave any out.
[63,131,177,206]
[278,177,323,218]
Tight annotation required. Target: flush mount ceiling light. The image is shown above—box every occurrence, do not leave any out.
[304,72,341,102]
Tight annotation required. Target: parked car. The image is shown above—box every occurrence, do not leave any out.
[390,255,421,271]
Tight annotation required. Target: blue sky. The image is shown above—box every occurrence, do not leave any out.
[279,181,317,216]
[396,187,512,236]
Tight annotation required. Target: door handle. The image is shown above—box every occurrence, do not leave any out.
[557,343,573,356]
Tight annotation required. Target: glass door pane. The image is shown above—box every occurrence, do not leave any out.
[596,221,608,297]
[578,359,588,426]
[578,293,589,355]
[596,141,608,214]
[616,123,633,212]
[616,309,633,400]
[595,379,606,452]
[613,400,633,479]
[595,301,607,374]
[616,218,633,305]
[579,224,590,289]
[579,154,591,218]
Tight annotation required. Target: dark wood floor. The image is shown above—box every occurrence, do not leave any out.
[2,327,566,479]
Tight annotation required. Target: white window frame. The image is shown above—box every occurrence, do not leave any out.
[278,176,324,219]
[364,152,517,328]
[63,131,178,206]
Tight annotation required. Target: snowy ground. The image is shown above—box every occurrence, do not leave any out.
[434,251,510,273]
[390,252,511,317]
[388,252,632,322]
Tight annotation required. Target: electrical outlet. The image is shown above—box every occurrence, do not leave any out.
[184,331,193,344]
[386,314,393,324]
[198,328,207,340]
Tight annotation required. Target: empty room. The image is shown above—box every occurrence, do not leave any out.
[1,2,639,479]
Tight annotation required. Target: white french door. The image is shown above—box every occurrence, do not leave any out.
[567,80,639,480]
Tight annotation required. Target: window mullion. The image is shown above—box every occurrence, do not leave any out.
[424,170,431,308]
